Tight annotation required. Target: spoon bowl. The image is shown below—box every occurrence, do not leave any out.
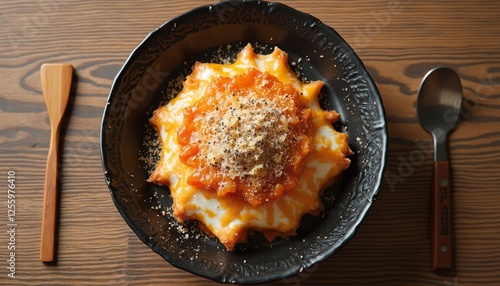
[418,67,463,160]
[417,66,463,272]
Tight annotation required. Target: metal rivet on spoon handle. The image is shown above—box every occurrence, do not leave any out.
[417,67,462,271]
[40,63,73,263]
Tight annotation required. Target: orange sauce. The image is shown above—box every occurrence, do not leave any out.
[177,69,312,206]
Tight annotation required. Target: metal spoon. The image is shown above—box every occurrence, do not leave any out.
[417,67,462,271]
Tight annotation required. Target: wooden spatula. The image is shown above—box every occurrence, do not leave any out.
[40,63,73,263]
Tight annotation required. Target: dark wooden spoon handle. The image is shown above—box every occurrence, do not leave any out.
[430,161,453,271]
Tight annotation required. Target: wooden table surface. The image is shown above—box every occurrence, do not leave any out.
[1,0,499,285]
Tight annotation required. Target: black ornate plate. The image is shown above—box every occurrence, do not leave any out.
[100,0,387,284]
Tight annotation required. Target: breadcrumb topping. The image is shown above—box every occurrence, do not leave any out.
[201,93,291,183]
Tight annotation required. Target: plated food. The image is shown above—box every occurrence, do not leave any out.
[147,44,351,250]
[101,0,386,284]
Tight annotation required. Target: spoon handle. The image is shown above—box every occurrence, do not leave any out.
[431,161,453,271]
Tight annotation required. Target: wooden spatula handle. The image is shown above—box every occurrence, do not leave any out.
[430,161,453,271]
[40,128,60,262]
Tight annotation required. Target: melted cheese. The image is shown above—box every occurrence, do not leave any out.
[148,44,351,250]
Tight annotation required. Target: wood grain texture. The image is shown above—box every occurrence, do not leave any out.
[1,0,500,285]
